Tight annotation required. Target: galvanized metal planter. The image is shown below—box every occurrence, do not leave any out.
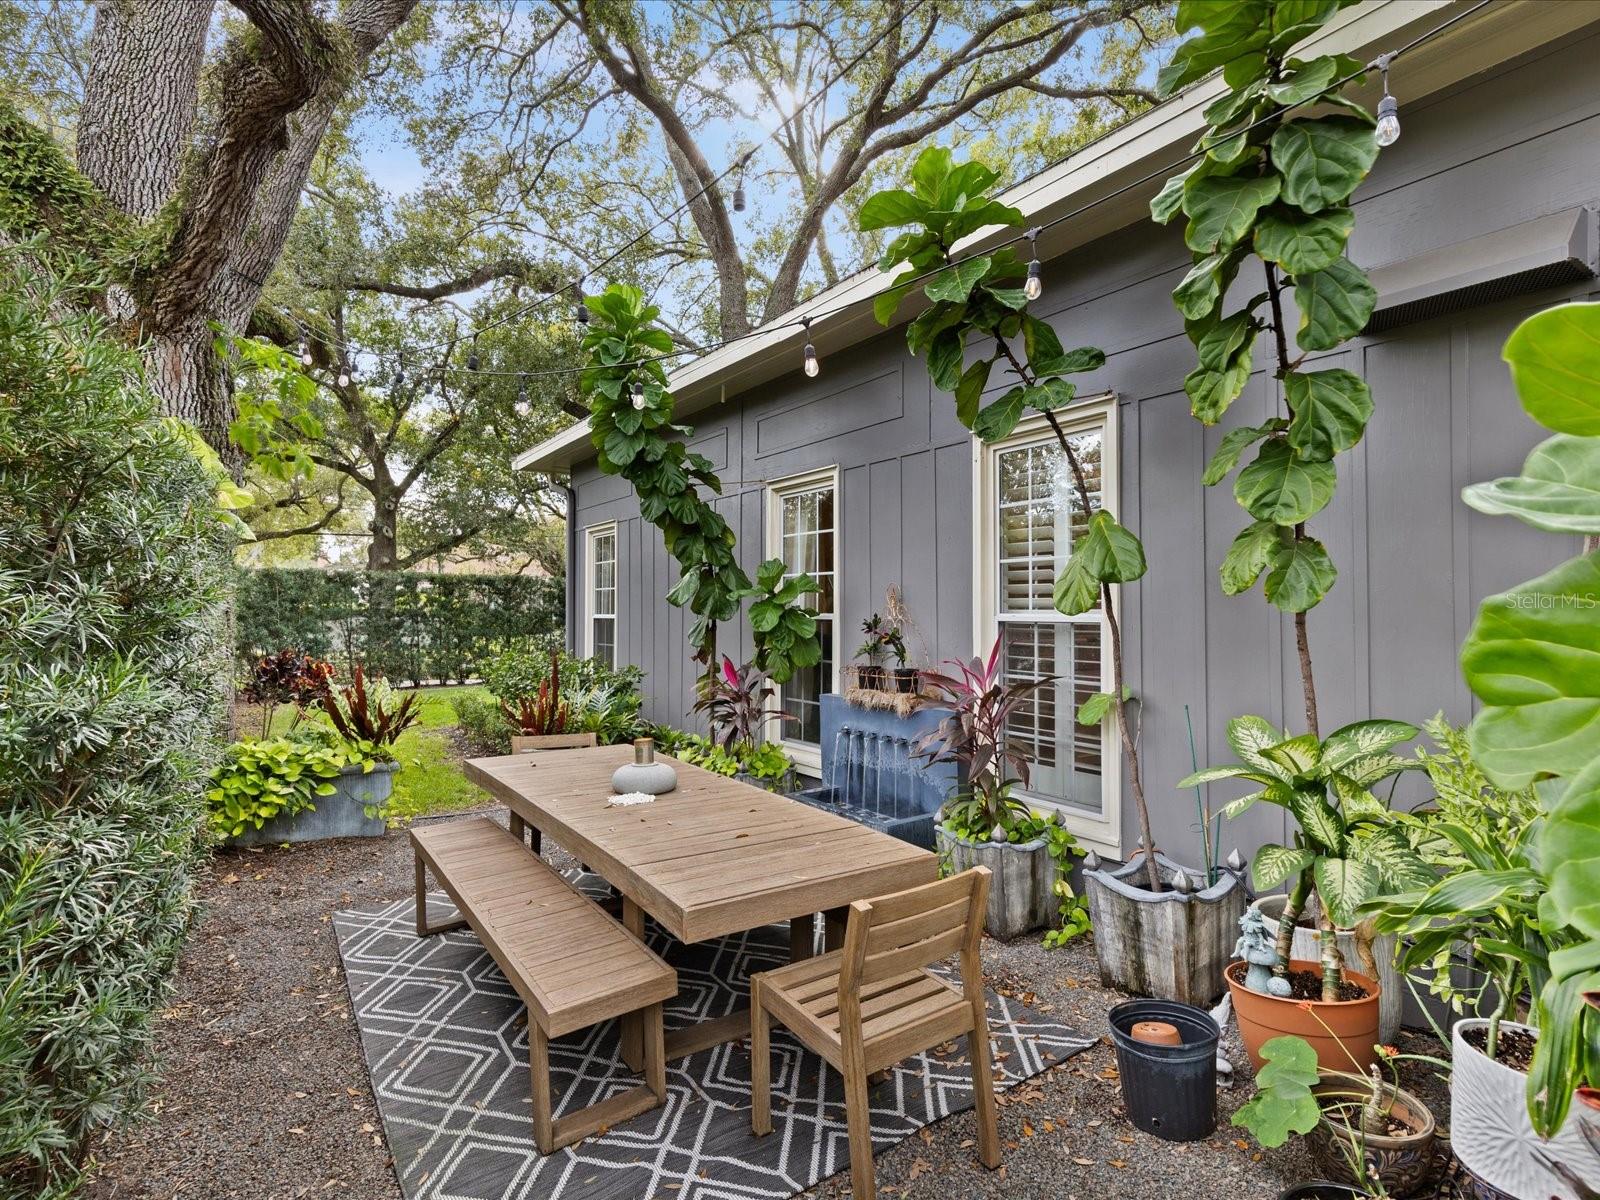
[1084,851,1246,1005]
[229,762,395,847]
[935,826,1054,939]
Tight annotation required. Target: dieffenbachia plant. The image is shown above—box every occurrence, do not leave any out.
[579,284,821,683]
[1154,0,1380,738]
[1179,714,1429,999]
[1457,301,1600,1137]
[862,146,1164,893]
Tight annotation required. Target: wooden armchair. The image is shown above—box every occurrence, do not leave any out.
[748,867,999,1200]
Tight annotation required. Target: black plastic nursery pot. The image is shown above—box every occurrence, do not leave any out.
[1107,999,1218,1142]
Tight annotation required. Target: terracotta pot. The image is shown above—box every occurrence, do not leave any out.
[1307,1072,1436,1197]
[1225,959,1382,1074]
[1252,894,1402,1044]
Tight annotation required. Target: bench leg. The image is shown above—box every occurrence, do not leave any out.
[643,1001,666,1101]
[413,850,468,938]
[530,1022,555,1154]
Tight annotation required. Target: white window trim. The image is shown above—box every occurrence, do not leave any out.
[764,465,840,776]
[583,521,617,664]
[971,394,1123,857]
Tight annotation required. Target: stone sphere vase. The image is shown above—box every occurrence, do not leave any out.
[610,738,677,795]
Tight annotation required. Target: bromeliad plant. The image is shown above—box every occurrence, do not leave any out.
[690,655,794,750]
[1155,0,1386,739]
[580,285,820,683]
[864,146,1162,892]
[500,650,572,736]
[1180,715,1430,1001]
[1451,300,1600,1136]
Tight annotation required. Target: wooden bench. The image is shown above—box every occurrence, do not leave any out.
[411,817,677,1153]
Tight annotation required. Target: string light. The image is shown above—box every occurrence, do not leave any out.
[802,317,819,378]
[517,375,529,406]
[466,344,480,372]
[298,336,312,367]
[732,150,753,213]
[392,361,404,388]
[574,281,589,326]
[631,380,647,410]
[337,363,352,388]
[1374,52,1401,147]
[1024,227,1043,301]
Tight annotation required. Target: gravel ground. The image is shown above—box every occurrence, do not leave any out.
[85,821,1452,1200]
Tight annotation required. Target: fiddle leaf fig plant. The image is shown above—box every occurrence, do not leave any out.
[581,284,820,681]
[1455,299,1600,1136]
[1155,0,1381,738]
[863,146,1164,892]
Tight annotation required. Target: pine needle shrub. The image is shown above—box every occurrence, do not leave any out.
[0,250,231,1196]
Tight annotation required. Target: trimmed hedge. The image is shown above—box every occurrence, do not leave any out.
[0,253,231,1194]
[235,567,564,685]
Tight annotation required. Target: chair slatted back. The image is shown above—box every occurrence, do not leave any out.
[510,732,599,753]
[841,868,990,991]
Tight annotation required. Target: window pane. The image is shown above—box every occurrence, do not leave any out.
[592,616,615,669]
[996,434,1102,613]
[775,482,835,750]
[999,621,1102,813]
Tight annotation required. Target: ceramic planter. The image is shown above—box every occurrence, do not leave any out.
[1225,958,1382,1073]
[935,827,1053,939]
[1307,1072,1436,1197]
[1085,852,1246,1005]
[1450,1018,1599,1200]
[228,761,394,847]
[1253,894,1403,1044]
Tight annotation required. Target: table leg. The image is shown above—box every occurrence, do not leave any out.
[789,913,816,962]
[823,906,848,952]
[620,898,646,1071]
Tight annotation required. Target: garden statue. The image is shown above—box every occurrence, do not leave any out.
[1235,909,1290,997]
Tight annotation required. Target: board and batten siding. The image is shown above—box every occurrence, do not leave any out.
[570,28,1600,858]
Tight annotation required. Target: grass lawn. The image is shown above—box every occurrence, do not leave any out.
[250,683,494,825]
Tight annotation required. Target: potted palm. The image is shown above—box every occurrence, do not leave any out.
[915,638,1075,938]
[1189,715,1426,1073]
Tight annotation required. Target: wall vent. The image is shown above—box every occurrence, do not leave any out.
[1365,207,1598,334]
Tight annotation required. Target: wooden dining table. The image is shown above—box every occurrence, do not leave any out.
[463,743,938,1061]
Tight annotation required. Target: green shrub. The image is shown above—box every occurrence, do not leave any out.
[0,250,231,1193]
[659,732,794,790]
[452,693,513,756]
[481,650,646,746]
[234,567,563,685]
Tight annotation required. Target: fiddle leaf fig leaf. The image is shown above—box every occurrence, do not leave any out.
[1253,205,1353,274]
[954,358,992,428]
[1462,550,1600,788]
[1077,511,1148,584]
[1461,434,1600,535]
[1151,161,1201,224]
[1500,300,1600,436]
[1220,519,1282,595]
[924,256,992,304]
[857,189,930,231]
[1053,553,1099,616]
[1184,174,1283,254]
[1076,686,1132,727]
[1204,421,1284,486]
[1270,116,1379,214]
[1174,249,1244,322]
[1235,438,1336,523]
[1265,54,1359,106]
[1264,532,1336,612]
[1294,257,1376,351]
[1186,354,1253,424]
[1284,369,1373,461]
[972,386,1028,442]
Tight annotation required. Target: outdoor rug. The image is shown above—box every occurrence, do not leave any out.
[334,878,1095,1200]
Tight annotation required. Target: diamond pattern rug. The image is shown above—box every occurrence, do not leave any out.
[334,881,1094,1200]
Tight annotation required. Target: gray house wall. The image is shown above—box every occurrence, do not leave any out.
[570,29,1600,859]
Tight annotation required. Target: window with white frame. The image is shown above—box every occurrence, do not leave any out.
[979,407,1116,828]
[585,524,617,668]
[767,469,837,759]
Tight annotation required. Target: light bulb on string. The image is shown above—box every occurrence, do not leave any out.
[392,362,404,389]
[802,317,819,378]
[574,281,589,326]
[1024,228,1043,301]
[1374,53,1401,147]
[516,375,530,415]
[337,364,352,388]
[298,338,313,367]
[631,380,647,411]
[732,149,752,213]
[466,347,480,372]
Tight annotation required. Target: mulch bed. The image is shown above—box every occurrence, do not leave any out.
[85,820,1459,1200]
